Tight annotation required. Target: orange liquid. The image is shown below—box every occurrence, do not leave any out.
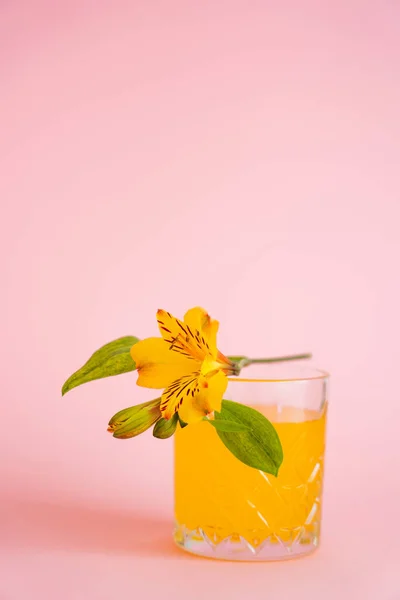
[175,405,326,546]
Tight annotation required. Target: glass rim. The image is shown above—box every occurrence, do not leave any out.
[228,366,329,384]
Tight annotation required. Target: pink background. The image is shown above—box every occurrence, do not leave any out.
[1,1,399,598]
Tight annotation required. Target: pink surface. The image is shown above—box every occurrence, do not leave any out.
[1,1,399,598]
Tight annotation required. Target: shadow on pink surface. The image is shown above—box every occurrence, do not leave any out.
[2,496,182,558]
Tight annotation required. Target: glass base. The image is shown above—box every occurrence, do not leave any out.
[174,523,319,562]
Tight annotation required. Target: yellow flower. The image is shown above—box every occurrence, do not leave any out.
[130,307,237,424]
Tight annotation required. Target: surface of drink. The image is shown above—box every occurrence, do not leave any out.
[175,405,326,550]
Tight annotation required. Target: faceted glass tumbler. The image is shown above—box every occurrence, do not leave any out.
[174,364,329,561]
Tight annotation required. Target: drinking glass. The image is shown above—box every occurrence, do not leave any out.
[174,364,329,561]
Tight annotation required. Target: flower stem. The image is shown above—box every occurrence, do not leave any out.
[247,353,312,365]
[234,353,312,372]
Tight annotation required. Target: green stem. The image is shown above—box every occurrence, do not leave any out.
[248,353,312,365]
[234,353,312,372]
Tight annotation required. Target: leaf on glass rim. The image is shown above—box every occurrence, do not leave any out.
[62,336,139,396]
[108,398,161,439]
[214,400,283,476]
[153,413,179,439]
[205,418,250,433]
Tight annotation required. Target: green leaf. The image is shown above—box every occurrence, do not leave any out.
[178,415,188,429]
[215,400,283,476]
[153,413,179,439]
[108,398,161,439]
[205,418,250,433]
[62,336,139,395]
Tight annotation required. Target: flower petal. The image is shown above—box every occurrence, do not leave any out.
[195,370,227,416]
[184,307,219,355]
[156,309,184,342]
[183,307,210,331]
[161,370,228,424]
[160,372,202,420]
[156,309,210,362]
[131,337,196,388]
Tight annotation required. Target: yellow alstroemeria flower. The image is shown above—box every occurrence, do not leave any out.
[130,307,237,424]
